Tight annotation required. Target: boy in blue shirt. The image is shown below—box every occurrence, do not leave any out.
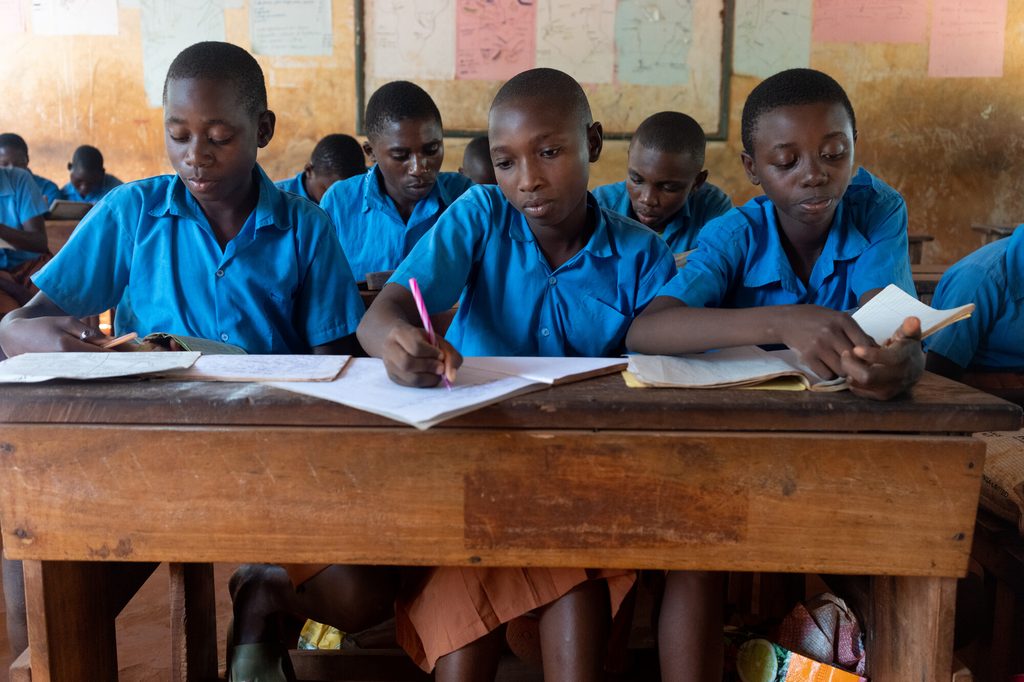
[926,226,1024,377]
[593,111,732,257]
[275,133,366,202]
[357,68,674,680]
[626,68,925,682]
[459,134,496,185]
[0,166,50,317]
[319,81,472,281]
[61,144,123,203]
[0,133,61,205]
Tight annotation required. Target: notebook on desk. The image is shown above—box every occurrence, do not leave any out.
[47,199,92,220]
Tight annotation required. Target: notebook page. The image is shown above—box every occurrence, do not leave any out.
[158,355,350,382]
[0,351,199,383]
[460,357,627,385]
[852,284,974,345]
[628,346,805,388]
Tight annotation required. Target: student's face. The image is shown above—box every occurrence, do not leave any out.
[68,165,105,198]
[0,146,29,170]
[363,117,443,207]
[303,166,343,203]
[460,149,496,185]
[625,143,707,231]
[741,102,856,239]
[163,77,275,206]
[489,100,602,233]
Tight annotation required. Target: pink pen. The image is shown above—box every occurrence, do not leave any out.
[409,277,453,390]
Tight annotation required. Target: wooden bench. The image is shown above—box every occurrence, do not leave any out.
[971,224,1018,246]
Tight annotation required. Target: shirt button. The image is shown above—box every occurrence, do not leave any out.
[541,328,550,337]
[216,269,224,278]
[220,333,229,341]
[548,276,557,285]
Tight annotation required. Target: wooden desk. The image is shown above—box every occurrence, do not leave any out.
[908,233,934,265]
[43,219,80,254]
[0,374,1019,682]
[912,263,950,304]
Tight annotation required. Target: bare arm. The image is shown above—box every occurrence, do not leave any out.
[0,215,48,254]
[0,291,105,357]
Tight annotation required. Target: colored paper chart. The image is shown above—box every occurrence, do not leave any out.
[928,0,1008,78]
[456,0,535,81]
[372,0,455,80]
[733,0,811,78]
[534,0,616,85]
[812,0,928,43]
[615,0,693,86]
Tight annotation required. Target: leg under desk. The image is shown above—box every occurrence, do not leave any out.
[868,575,957,682]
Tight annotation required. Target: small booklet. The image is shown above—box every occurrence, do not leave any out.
[0,351,200,383]
[47,199,93,220]
[270,356,627,429]
[627,284,975,392]
[159,354,350,382]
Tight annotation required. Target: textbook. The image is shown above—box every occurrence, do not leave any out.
[269,356,628,430]
[135,333,247,354]
[46,199,92,220]
[627,284,975,392]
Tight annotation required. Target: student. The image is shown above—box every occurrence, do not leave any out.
[357,68,675,680]
[593,111,731,255]
[0,166,50,317]
[0,132,62,205]
[459,134,496,185]
[275,133,366,202]
[926,226,1024,378]
[626,69,924,681]
[61,144,123,203]
[319,81,472,281]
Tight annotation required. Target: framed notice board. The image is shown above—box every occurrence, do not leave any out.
[355,0,733,140]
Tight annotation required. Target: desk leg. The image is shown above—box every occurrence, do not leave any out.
[868,575,956,682]
[169,562,218,682]
[24,560,119,682]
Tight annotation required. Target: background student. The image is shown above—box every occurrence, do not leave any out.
[459,134,496,185]
[593,111,731,256]
[319,81,472,281]
[61,144,123,203]
[275,133,366,202]
[0,166,50,318]
[0,133,61,205]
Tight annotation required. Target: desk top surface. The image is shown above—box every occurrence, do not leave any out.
[0,371,1018,434]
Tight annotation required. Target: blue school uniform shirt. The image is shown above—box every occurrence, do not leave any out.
[33,166,363,354]
[592,180,732,254]
[925,227,1024,370]
[275,171,311,201]
[320,166,472,280]
[388,185,676,357]
[60,173,123,203]
[657,167,914,311]
[0,166,49,271]
[31,172,61,206]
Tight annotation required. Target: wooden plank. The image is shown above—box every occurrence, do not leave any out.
[10,647,31,682]
[169,563,218,682]
[24,560,118,682]
[0,428,983,576]
[0,372,1019,434]
[867,576,957,682]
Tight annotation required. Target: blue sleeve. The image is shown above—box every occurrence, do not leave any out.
[389,188,490,313]
[849,193,915,299]
[31,188,136,316]
[924,263,995,368]
[15,172,47,224]
[60,183,76,201]
[636,239,677,311]
[39,179,61,206]
[296,218,365,345]
[655,216,743,306]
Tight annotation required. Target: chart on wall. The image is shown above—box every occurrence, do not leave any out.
[357,0,729,138]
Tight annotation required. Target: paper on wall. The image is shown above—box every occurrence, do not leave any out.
[31,0,118,35]
[370,0,455,80]
[614,0,692,86]
[733,0,811,78]
[534,0,614,84]
[928,0,1008,78]
[251,0,332,56]
[140,0,225,107]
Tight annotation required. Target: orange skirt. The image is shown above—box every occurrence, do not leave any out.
[395,567,635,672]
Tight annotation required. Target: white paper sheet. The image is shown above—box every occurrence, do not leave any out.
[628,347,807,389]
[533,0,615,84]
[251,0,332,56]
[0,0,27,34]
[461,356,626,385]
[0,352,199,383]
[160,354,349,382]
[852,284,974,345]
[140,0,225,107]
[31,0,118,35]
[370,0,455,80]
[733,0,811,78]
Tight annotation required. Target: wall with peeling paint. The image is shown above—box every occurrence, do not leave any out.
[2,2,1022,262]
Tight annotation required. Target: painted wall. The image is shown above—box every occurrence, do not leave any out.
[2,1,1022,262]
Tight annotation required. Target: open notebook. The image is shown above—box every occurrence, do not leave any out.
[270,356,628,430]
[627,284,975,391]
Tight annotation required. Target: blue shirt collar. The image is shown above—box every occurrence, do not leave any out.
[507,192,614,259]
[150,165,290,232]
[657,196,693,243]
[743,196,868,290]
[360,165,456,215]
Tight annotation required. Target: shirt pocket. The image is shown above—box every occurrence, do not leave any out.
[564,294,632,356]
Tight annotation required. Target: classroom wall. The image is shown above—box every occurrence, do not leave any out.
[3,1,1023,263]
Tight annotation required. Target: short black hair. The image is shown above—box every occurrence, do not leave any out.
[741,68,856,155]
[490,68,592,128]
[71,145,104,171]
[364,81,442,140]
[463,135,490,162]
[311,134,365,178]
[0,133,28,154]
[632,112,706,165]
[163,41,267,117]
